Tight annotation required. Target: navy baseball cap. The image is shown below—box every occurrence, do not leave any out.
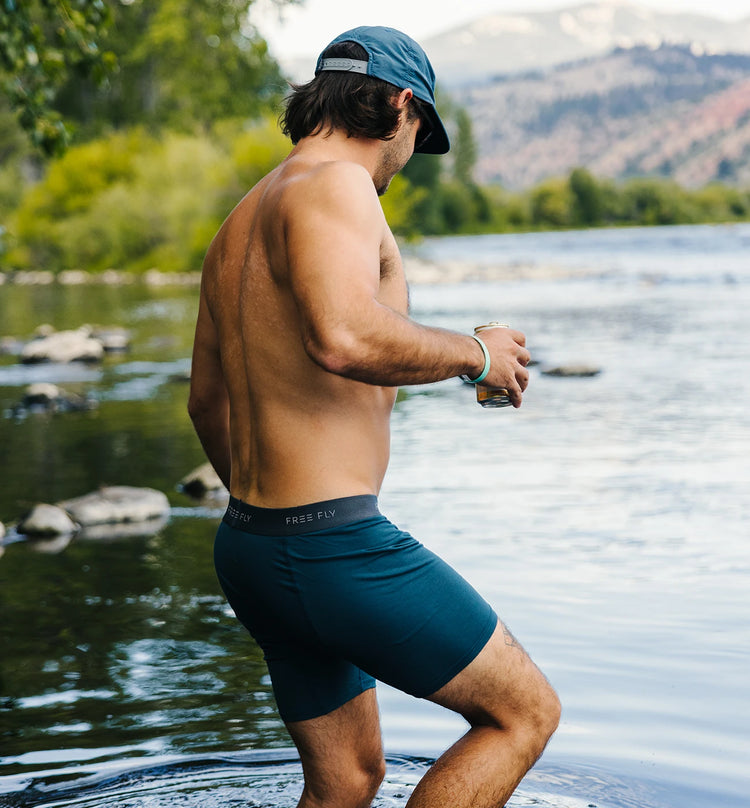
[315,26,450,155]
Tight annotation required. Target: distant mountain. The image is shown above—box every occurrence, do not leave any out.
[425,1,750,85]
[463,44,750,189]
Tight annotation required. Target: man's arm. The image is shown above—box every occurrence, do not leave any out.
[285,162,530,404]
[188,280,231,487]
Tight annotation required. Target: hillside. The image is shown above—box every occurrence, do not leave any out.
[462,45,750,189]
[425,1,750,85]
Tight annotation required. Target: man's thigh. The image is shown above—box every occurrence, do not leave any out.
[425,621,557,728]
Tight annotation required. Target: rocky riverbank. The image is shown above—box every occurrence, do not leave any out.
[0,256,592,288]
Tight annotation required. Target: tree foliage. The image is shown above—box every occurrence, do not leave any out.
[0,0,287,154]
[3,118,289,273]
[0,0,114,155]
[54,0,286,135]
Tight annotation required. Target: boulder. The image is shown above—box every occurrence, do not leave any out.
[57,486,170,526]
[541,364,602,378]
[89,326,131,353]
[22,382,62,405]
[169,370,191,383]
[178,462,226,499]
[17,504,78,537]
[20,327,104,364]
[14,383,96,415]
[0,521,4,540]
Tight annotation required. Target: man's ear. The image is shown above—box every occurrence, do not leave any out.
[394,88,414,110]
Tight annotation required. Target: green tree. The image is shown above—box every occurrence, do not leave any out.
[54,0,287,134]
[530,178,572,228]
[400,153,443,233]
[620,178,693,226]
[2,117,290,273]
[0,0,114,155]
[452,107,477,186]
[1,0,289,154]
[568,167,603,226]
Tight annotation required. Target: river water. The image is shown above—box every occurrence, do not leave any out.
[0,224,748,807]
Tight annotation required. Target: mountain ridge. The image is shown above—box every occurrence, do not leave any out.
[462,44,750,188]
[424,1,750,85]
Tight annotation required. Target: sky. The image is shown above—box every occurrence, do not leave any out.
[253,0,750,64]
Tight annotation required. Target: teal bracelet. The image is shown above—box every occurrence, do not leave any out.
[463,335,490,384]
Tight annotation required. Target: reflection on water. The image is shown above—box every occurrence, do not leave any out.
[2,225,750,807]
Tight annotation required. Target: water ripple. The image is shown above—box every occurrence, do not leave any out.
[0,752,684,808]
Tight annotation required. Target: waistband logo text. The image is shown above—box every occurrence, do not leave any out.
[285,509,336,526]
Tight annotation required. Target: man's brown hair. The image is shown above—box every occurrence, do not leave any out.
[281,41,427,145]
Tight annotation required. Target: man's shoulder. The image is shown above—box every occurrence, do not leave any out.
[281,159,378,212]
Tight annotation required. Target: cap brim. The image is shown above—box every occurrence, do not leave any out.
[415,105,450,155]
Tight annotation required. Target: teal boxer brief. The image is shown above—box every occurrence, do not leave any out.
[214,494,498,723]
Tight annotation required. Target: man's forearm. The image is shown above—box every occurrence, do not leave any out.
[303,305,485,386]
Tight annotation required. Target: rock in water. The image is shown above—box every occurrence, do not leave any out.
[22,382,62,405]
[58,486,170,526]
[20,328,104,364]
[13,383,96,416]
[77,515,169,542]
[179,462,226,498]
[90,326,131,353]
[17,504,78,536]
[541,364,601,377]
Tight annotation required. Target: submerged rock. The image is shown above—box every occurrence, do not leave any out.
[26,533,74,554]
[13,486,171,541]
[58,486,170,527]
[541,364,602,378]
[13,324,131,363]
[20,327,104,364]
[12,486,171,543]
[179,462,226,499]
[77,514,169,541]
[22,382,61,405]
[89,325,131,353]
[169,370,191,383]
[17,504,78,537]
[14,383,97,415]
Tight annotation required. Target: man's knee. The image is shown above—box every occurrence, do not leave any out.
[476,670,560,754]
[505,676,560,760]
[303,754,386,808]
[358,755,387,802]
[531,678,561,743]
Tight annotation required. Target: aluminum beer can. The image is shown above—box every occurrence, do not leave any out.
[474,322,512,408]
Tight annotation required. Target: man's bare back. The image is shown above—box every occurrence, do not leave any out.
[193,153,406,507]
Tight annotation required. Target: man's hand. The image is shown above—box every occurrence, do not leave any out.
[475,327,530,408]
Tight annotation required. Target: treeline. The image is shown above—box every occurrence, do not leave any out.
[3,129,750,275]
[418,167,750,236]
[383,162,750,238]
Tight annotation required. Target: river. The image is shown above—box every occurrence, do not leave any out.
[1,223,748,807]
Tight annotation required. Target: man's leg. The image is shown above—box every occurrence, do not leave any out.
[285,688,386,808]
[406,621,561,808]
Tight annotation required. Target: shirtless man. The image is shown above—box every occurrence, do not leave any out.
[189,26,560,808]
